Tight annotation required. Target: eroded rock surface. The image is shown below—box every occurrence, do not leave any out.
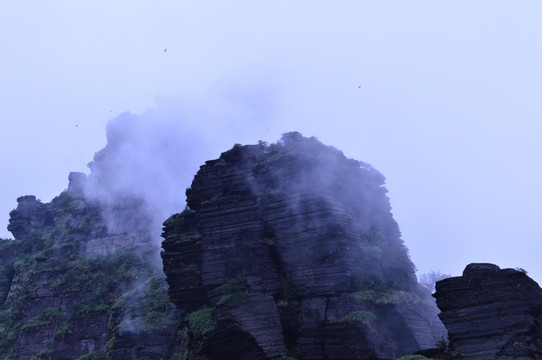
[162,133,445,359]
[0,173,176,360]
[7,195,50,239]
[434,263,542,360]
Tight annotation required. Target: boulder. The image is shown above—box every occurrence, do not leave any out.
[434,263,542,359]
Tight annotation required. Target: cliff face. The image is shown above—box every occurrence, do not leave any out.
[434,263,542,360]
[1,132,448,360]
[162,133,445,360]
[0,174,176,360]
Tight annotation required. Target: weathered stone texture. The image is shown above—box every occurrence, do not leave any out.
[162,134,445,359]
[82,233,146,257]
[434,263,542,360]
[1,173,176,360]
[7,195,49,239]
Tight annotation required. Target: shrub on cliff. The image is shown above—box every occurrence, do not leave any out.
[186,307,215,338]
[21,307,62,332]
[337,311,377,325]
[75,352,106,360]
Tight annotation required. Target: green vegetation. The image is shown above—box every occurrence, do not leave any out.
[186,307,215,338]
[114,275,176,332]
[0,264,15,308]
[335,311,377,325]
[70,299,109,318]
[53,324,72,340]
[177,232,202,242]
[217,275,250,308]
[104,336,117,352]
[75,352,106,360]
[435,336,448,350]
[49,252,144,293]
[345,288,419,305]
[32,345,53,360]
[142,277,176,329]
[0,190,176,359]
[217,291,249,307]
[22,308,62,332]
[354,227,416,292]
[0,309,12,331]
[0,309,18,357]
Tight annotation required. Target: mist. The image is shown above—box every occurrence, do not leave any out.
[82,82,278,248]
[2,1,542,283]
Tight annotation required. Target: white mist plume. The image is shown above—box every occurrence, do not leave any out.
[83,81,278,248]
[80,81,279,335]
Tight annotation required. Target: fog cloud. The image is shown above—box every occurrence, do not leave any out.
[83,81,279,248]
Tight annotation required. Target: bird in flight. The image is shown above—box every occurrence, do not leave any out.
[164,48,167,53]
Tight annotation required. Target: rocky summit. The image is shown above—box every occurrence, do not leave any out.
[1,131,457,360]
[1,181,176,358]
[161,132,445,360]
[434,263,542,360]
[4,131,542,360]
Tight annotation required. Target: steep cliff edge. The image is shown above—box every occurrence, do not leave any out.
[162,133,445,360]
[433,263,542,360]
[0,174,176,360]
[1,132,447,359]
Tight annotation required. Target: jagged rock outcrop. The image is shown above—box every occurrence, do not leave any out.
[7,195,50,239]
[0,173,177,360]
[67,171,87,196]
[1,132,448,360]
[434,263,542,360]
[162,133,445,360]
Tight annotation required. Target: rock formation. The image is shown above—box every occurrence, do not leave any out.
[434,263,542,359]
[0,132,449,360]
[162,133,445,359]
[7,195,50,239]
[0,173,177,360]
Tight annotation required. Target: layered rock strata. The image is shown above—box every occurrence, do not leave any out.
[434,263,542,360]
[7,195,50,239]
[0,173,176,360]
[162,133,445,359]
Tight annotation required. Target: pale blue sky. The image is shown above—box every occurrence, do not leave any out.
[1,1,541,281]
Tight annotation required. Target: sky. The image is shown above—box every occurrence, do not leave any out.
[1,1,541,282]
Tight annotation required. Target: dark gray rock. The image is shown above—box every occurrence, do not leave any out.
[1,176,176,360]
[67,171,87,197]
[434,263,542,360]
[162,133,445,359]
[7,195,49,239]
